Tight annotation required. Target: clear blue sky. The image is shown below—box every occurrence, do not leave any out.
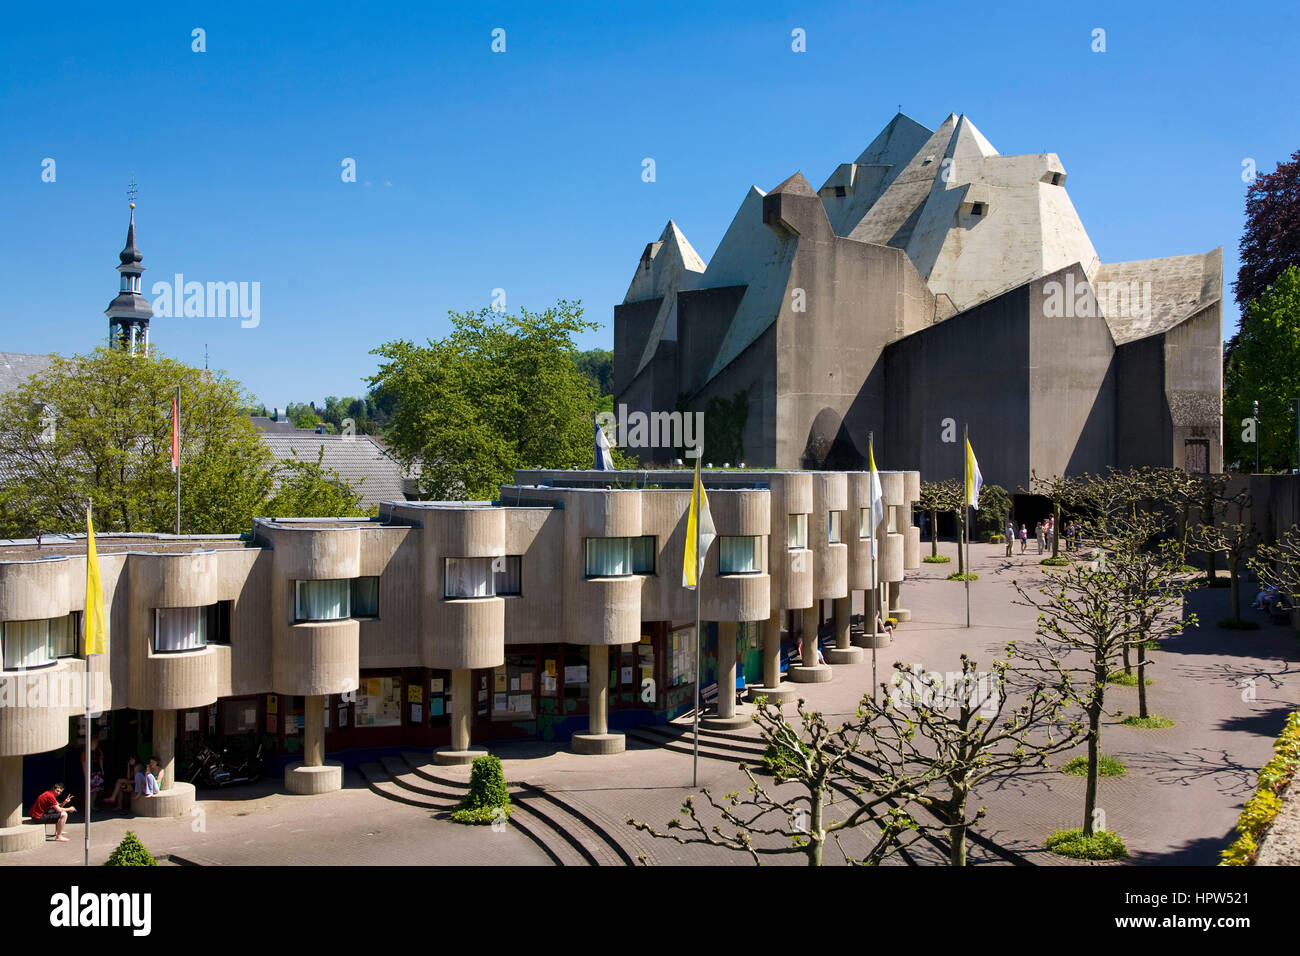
[2,0,1295,408]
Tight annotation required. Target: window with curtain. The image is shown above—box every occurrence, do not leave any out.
[295,579,352,621]
[49,613,78,658]
[829,511,843,543]
[585,538,632,577]
[494,556,522,596]
[154,607,207,653]
[631,536,656,574]
[859,507,871,539]
[352,577,380,617]
[787,514,808,550]
[1,619,52,670]
[719,536,761,574]
[444,558,495,598]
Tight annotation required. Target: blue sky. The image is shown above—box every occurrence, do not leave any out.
[2,0,1295,407]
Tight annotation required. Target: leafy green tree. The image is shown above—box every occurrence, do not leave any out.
[574,348,614,397]
[975,483,1011,539]
[0,347,272,537]
[1224,266,1300,472]
[264,447,372,518]
[370,300,603,499]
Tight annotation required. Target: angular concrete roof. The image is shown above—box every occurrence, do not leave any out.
[1094,250,1223,345]
[625,220,706,379]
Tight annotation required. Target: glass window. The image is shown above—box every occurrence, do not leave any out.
[719,536,761,574]
[1,620,52,670]
[50,613,78,658]
[295,579,351,620]
[886,507,897,533]
[444,558,494,598]
[204,601,232,644]
[491,652,536,720]
[352,576,380,616]
[787,514,808,550]
[860,507,875,539]
[586,538,631,577]
[154,607,207,654]
[829,511,843,543]
[494,556,522,596]
[631,536,656,574]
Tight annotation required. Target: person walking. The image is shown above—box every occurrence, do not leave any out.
[1005,519,1015,557]
[1036,521,1046,554]
[1019,524,1028,554]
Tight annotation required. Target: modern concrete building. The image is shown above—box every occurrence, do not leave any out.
[615,113,1224,489]
[0,467,919,852]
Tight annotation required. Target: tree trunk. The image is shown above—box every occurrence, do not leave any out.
[930,509,939,557]
[1122,640,1131,675]
[948,786,968,866]
[1178,507,1189,567]
[1137,642,1149,718]
[1230,555,1240,622]
[1206,550,1217,584]
[1052,501,1061,558]
[808,785,825,866]
[1083,677,1105,837]
[956,517,965,575]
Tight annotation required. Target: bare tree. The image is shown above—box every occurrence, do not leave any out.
[1252,524,1300,614]
[1192,488,1257,624]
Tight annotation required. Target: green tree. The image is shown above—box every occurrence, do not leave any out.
[574,348,614,397]
[0,347,272,537]
[975,483,1011,539]
[263,447,372,518]
[1224,266,1300,472]
[104,830,156,866]
[370,300,602,499]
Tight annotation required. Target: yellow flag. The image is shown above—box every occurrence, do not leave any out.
[84,509,106,655]
[682,457,715,589]
[964,436,983,510]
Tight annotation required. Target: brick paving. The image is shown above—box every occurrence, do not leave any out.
[6,539,1297,866]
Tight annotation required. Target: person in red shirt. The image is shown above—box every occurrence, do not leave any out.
[29,782,74,842]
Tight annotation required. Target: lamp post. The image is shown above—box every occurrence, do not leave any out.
[1254,400,1260,473]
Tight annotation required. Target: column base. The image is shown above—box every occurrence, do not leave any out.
[571,733,625,755]
[824,646,864,664]
[854,631,892,649]
[433,747,488,767]
[0,823,45,853]
[788,664,833,683]
[890,609,912,623]
[131,781,196,817]
[747,683,800,705]
[700,713,754,731]
[285,762,343,794]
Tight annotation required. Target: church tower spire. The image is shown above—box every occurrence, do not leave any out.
[105,177,152,353]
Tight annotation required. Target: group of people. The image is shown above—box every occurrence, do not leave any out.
[32,747,164,841]
[1004,518,1084,556]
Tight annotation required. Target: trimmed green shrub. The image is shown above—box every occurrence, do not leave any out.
[1221,709,1300,865]
[1106,670,1152,687]
[1046,828,1127,860]
[451,754,512,825]
[947,572,978,581]
[923,555,951,564]
[1040,556,1070,566]
[1061,754,1126,777]
[104,831,157,867]
[1121,715,1174,729]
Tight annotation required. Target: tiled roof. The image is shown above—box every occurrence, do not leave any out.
[0,352,56,395]
[262,433,412,510]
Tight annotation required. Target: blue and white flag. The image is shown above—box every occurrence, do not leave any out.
[594,419,615,470]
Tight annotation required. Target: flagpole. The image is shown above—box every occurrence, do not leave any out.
[174,385,181,535]
[868,433,878,704]
[84,501,92,867]
[691,460,702,788]
[964,424,971,629]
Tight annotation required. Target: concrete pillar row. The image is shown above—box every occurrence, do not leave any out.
[134,709,198,815]
[705,622,755,728]
[573,644,625,754]
[854,584,891,649]
[825,595,863,664]
[790,602,832,683]
[287,693,344,793]
[434,668,486,766]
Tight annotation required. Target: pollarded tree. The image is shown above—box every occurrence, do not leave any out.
[1252,525,1300,614]
[917,479,961,558]
[1013,530,1191,843]
[626,699,941,866]
[852,648,1084,866]
[1026,470,1086,559]
[1194,518,1260,627]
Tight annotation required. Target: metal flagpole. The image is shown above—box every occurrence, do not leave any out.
[691,465,702,788]
[964,424,971,629]
[869,432,878,704]
[174,385,181,535]
[84,501,92,867]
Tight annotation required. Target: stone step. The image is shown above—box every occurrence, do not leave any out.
[511,790,620,866]
[636,723,768,758]
[518,783,654,866]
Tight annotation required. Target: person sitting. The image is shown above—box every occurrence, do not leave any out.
[143,759,162,796]
[795,635,825,666]
[101,756,137,811]
[875,610,895,640]
[29,782,74,841]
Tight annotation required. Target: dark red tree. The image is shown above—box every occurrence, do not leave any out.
[1235,149,1300,315]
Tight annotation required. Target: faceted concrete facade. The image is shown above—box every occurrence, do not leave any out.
[615,112,1223,489]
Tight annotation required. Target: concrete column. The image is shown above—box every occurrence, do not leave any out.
[887,581,910,622]
[433,668,486,766]
[716,622,737,719]
[749,608,797,705]
[153,709,176,790]
[825,595,863,664]
[0,757,21,829]
[790,602,832,683]
[588,644,609,735]
[573,645,625,754]
[855,585,890,649]
[0,755,41,852]
[303,695,325,768]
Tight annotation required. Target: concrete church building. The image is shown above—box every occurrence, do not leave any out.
[615,113,1224,487]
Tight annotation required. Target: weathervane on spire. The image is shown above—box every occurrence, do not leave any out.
[127,174,137,209]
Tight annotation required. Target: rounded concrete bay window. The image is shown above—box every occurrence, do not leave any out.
[153,606,208,653]
[429,557,505,672]
[294,579,352,621]
[719,536,761,575]
[583,536,655,578]
[1,618,70,671]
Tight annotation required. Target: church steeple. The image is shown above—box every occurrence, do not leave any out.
[105,178,152,353]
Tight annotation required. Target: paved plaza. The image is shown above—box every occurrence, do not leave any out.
[7,539,1298,867]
